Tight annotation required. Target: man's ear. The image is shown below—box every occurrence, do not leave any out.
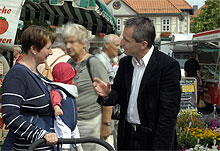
[104,42,110,49]
[141,41,148,49]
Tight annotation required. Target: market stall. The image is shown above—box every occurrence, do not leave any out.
[0,0,117,51]
[193,28,220,107]
[157,28,220,150]
[21,0,117,35]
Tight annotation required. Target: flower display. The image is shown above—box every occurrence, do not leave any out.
[177,109,204,129]
[177,109,220,150]
[160,32,171,38]
[200,112,220,129]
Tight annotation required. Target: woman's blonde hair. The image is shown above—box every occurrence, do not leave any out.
[62,23,88,44]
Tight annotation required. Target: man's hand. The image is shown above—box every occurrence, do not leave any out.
[199,80,202,87]
[93,78,111,97]
[101,122,111,140]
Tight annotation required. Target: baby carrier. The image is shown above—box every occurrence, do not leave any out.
[41,78,79,131]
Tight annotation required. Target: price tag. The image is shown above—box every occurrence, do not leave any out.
[182,85,194,92]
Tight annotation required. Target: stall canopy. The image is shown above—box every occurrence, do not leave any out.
[20,0,117,35]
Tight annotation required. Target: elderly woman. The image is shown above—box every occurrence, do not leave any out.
[62,23,112,150]
[2,25,58,151]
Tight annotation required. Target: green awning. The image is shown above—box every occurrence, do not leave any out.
[198,48,219,52]
[21,0,117,35]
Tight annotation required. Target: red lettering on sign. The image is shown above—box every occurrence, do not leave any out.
[0,38,12,43]
[0,6,11,14]
[7,9,11,14]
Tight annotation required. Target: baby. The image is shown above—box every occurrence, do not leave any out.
[50,62,83,151]
[51,62,78,116]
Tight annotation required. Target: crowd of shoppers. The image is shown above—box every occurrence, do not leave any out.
[1,16,182,151]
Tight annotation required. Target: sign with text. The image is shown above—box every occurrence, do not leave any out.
[0,0,24,50]
[180,77,197,110]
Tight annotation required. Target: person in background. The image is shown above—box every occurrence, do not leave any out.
[0,53,10,79]
[88,47,100,55]
[96,34,121,84]
[13,45,23,65]
[38,33,70,73]
[2,25,58,150]
[93,16,181,150]
[2,51,9,64]
[95,34,120,149]
[62,23,111,151]
[184,51,202,98]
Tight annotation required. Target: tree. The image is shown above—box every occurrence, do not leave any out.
[190,0,220,33]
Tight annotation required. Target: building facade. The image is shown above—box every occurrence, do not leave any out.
[104,0,193,41]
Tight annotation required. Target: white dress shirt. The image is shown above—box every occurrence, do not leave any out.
[126,46,154,124]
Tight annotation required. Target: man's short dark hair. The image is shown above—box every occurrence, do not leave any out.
[190,51,196,58]
[89,47,100,55]
[125,16,156,48]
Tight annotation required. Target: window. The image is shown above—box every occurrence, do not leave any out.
[117,18,121,31]
[162,19,170,32]
[117,25,120,31]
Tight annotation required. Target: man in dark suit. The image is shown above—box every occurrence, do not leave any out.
[93,16,181,150]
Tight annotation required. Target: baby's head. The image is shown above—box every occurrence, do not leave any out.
[52,62,77,84]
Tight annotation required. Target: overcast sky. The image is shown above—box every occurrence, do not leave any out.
[185,0,206,8]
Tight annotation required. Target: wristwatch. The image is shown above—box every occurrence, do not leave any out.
[103,122,111,126]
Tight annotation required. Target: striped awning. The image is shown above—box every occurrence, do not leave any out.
[20,0,117,35]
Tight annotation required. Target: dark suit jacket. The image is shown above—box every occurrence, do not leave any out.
[99,48,181,150]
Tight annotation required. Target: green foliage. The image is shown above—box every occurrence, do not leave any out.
[190,0,220,33]
[178,129,198,149]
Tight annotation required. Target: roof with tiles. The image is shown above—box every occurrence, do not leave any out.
[105,0,193,14]
[169,0,193,10]
[123,0,182,13]
[104,0,111,4]
[190,5,207,23]
[191,5,207,17]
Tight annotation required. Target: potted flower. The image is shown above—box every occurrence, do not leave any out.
[160,32,171,38]
[177,109,220,150]
[200,112,220,129]
[177,109,204,129]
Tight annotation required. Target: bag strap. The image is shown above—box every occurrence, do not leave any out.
[44,61,51,70]
[86,56,95,82]
[50,54,67,67]
[15,64,51,101]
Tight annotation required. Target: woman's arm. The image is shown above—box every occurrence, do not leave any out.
[2,69,54,143]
